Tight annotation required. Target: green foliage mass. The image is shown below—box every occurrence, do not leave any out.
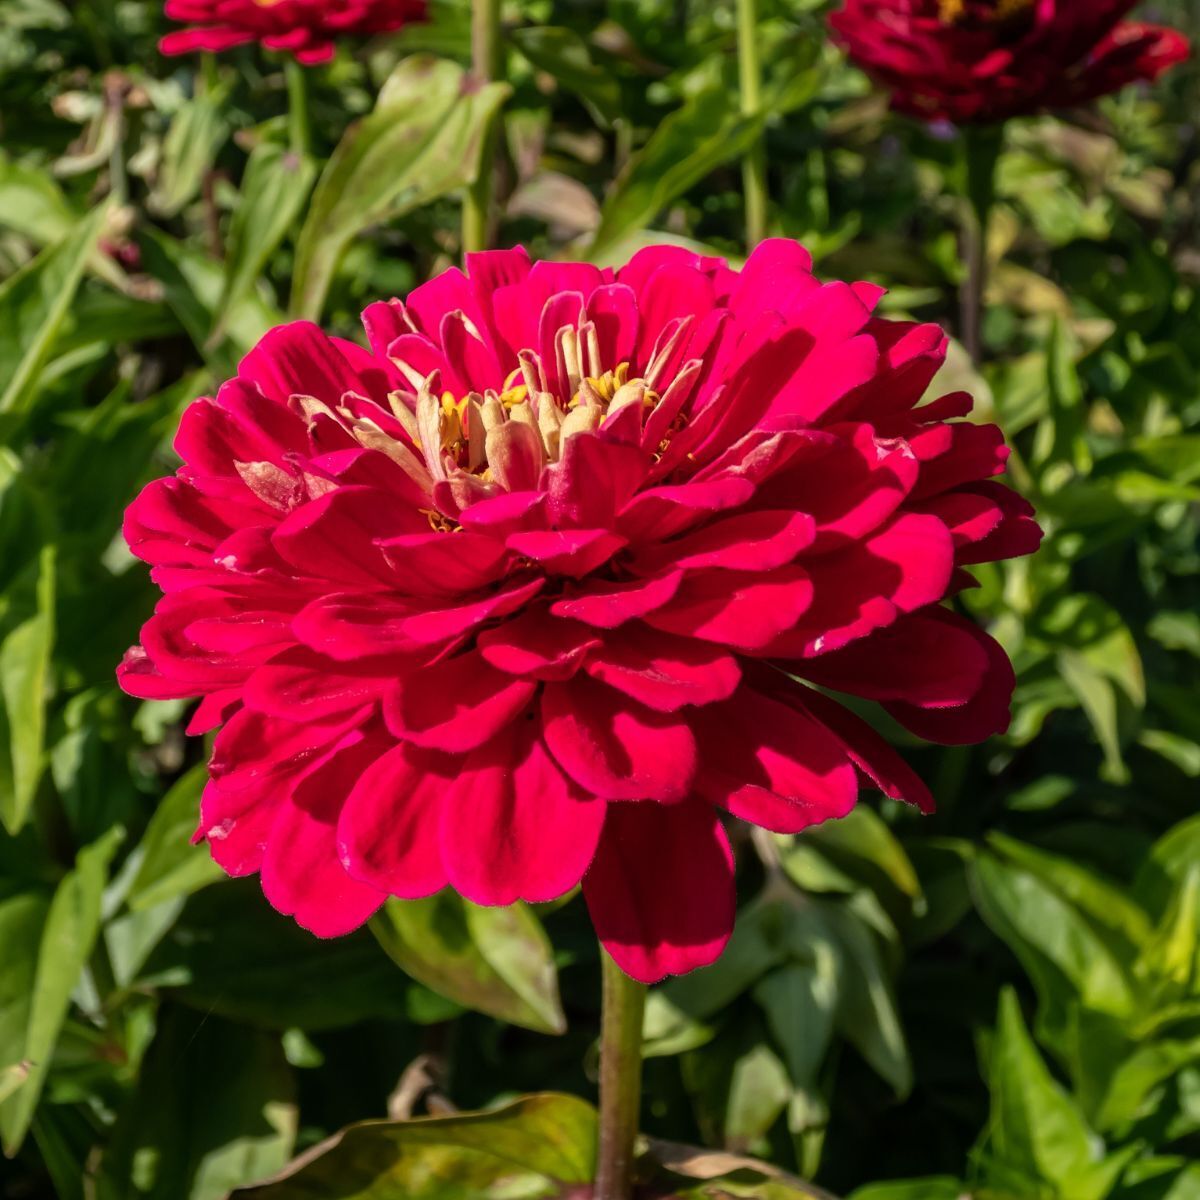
[0,0,1198,1196]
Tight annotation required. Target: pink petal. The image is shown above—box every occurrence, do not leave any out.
[583,801,735,983]
[692,687,859,832]
[383,649,535,752]
[551,570,683,629]
[541,676,697,802]
[645,565,815,651]
[629,508,815,575]
[476,607,599,680]
[506,529,627,578]
[584,625,741,712]
[439,723,606,905]
[337,742,451,898]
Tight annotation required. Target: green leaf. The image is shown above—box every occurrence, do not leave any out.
[213,143,317,340]
[0,544,55,835]
[818,902,911,1098]
[725,1042,792,1151]
[124,763,224,913]
[141,879,411,1031]
[754,961,837,1091]
[232,1093,596,1199]
[849,1181,963,1200]
[1093,1033,1200,1132]
[801,807,922,902]
[979,989,1130,1200]
[290,56,509,320]
[371,891,565,1034]
[149,91,229,219]
[0,205,108,418]
[101,1007,296,1200]
[510,27,622,126]
[639,1138,837,1199]
[970,847,1137,1055]
[590,86,766,256]
[0,825,123,1154]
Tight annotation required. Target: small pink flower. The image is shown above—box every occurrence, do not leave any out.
[830,0,1188,124]
[119,242,1041,982]
[160,0,427,65]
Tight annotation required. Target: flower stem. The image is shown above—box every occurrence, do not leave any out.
[957,125,1003,364]
[736,0,768,250]
[594,950,646,1200]
[284,58,311,158]
[463,0,503,256]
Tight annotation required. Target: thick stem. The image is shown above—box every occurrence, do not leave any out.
[463,0,503,256]
[956,124,1003,365]
[594,951,647,1200]
[736,0,767,250]
[284,58,311,158]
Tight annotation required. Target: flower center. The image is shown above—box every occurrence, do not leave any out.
[936,0,1034,24]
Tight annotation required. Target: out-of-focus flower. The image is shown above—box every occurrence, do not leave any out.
[160,0,427,65]
[830,0,1189,124]
[118,242,1040,982]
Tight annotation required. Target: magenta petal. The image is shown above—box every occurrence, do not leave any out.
[259,733,387,937]
[506,529,627,578]
[583,801,735,984]
[384,649,535,752]
[692,687,859,833]
[439,723,606,905]
[550,570,683,629]
[798,689,935,814]
[477,607,599,680]
[337,743,451,897]
[645,565,814,651]
[584,625,741,712]
[541,676,697,802]
[629,508,815,575]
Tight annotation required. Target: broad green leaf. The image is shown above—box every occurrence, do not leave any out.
[754,961,837,1091]
[980,989,1130,1200]
[125,763,223,913]
[725,1043,792,1151]
[0,892,49,1086]
[818,902,911,1097]
[970,849,1137,1054]
[1135,867,1200,1009]
[149,91,229,218]
[232,1093,596,1199]
[0,205,107,417]
[640,1138,837,1199]
[0,825,123,1154]
[213,143,317,340]
[849,1181,963,1200]
[371,892,565,1034]
[0,152,76,244]
[1093,1033,1200,1132]
[1137,814,1200,918]
[0,544,55,835]
[802,807,922,902]
[290,56,509,320]
[138,228,281,374]
[141,879,410,1031]
[101,1007,296,1200]
[510,27,622,126]
[590,86,766,256]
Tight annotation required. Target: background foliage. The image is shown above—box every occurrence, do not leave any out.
[1,0,1199,1196]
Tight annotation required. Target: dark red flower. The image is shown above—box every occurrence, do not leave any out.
[160,0,427,65]
[119,242,1041,982]
[830,0,1189,124]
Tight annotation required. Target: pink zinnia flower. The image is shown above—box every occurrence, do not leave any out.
[119,242,1040,983]
[830,0,1189,125]
[160,0,427,65]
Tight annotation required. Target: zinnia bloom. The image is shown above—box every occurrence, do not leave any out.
[160,0,427,65]
[119,241,1040,982]
[830,0,1189,124]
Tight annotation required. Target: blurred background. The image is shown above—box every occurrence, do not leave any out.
[1,1,1199,1197]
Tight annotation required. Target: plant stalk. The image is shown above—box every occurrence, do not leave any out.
[594,951,646,1200]
[284,57,311,158]
[736,0,768,249]
[463,0,503,255]
[957,125,1003,364]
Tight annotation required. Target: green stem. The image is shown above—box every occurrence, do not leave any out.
[957,124,1003,365]
[736,0,767,250]
[463,0,503,256]
[284,58,311,158]
[594,951,647,1200]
